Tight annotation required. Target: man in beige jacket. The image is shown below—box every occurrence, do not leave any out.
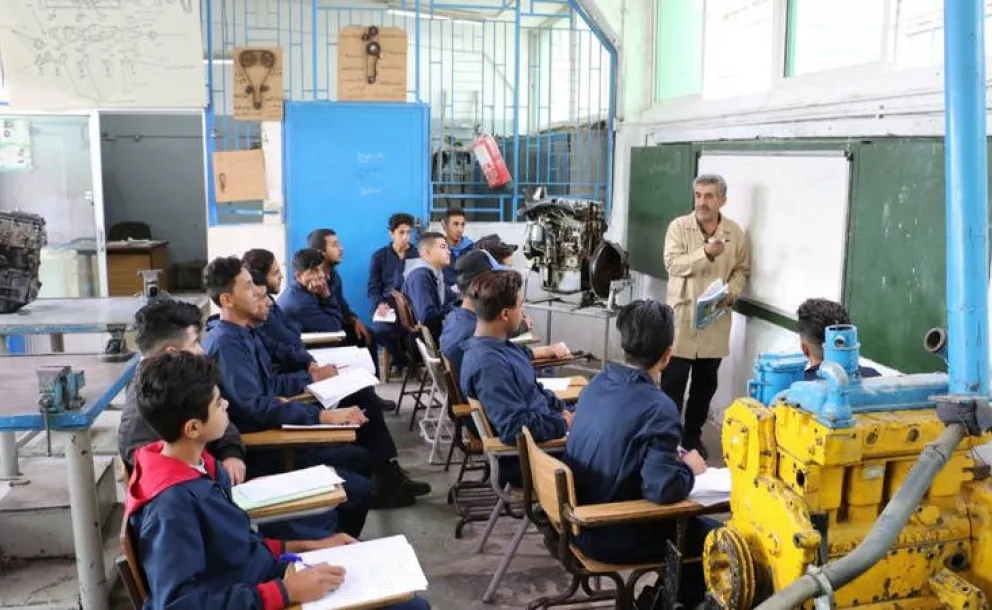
[661,173,751,458]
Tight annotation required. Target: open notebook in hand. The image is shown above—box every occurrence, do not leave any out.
[372,308,397,323]
[295,535,428,610]
[309,345,377,377]
[232,465,344,511]
[307,368,380,409]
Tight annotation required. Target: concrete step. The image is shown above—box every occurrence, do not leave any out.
[0,454,119,560]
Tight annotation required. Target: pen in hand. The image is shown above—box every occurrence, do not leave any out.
[279,553,313,569]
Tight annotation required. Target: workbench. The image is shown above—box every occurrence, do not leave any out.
[0,353,139,610]
[524,300,618,371]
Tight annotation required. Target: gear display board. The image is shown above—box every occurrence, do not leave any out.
[337,26,407,102]
[232,46,284,121]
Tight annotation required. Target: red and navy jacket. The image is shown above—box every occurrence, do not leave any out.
[125,442,290,610]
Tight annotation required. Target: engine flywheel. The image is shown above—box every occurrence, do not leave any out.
[703,526,756,610]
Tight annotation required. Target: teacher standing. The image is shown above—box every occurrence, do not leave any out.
[661,173,751,459]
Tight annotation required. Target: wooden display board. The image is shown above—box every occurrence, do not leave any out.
[213,149,268,202]
[337,26,408,102]
[233,46,284,121]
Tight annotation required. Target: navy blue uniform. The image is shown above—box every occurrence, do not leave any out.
[564,363,714,607]
[402,264,457,344]
[439,308,477,381]
[367,245,418,369]
[441,236,474,287]
[126,443,430,610]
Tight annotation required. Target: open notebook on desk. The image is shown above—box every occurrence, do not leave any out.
[232,465,344,511]
[302,331,347,345]
[295,535,428,610]
[308,368,379,409]
[688,467,731,507]
[309,345,377,377]
[509,332,536,345]
[537,377,571,392]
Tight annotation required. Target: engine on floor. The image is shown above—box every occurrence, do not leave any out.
[704,324,992,610]
[518,190,629,305]
[0,210,47,314]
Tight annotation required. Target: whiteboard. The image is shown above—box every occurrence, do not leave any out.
[0,0,206,110]
[696,152,852,318]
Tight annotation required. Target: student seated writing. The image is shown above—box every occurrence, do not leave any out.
[367,213,419,377]
[440,250,569,380]
[797,298,881,381]
[202,257,427,514]
[564,299,713,609]
[460,270,573,486]
[125,351,430,610]
[401,231,458,344]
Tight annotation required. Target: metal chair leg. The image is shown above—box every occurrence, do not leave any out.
[475,495,505,553]
[482,517,530,603]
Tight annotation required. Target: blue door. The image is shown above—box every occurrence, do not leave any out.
[284,102,430,325]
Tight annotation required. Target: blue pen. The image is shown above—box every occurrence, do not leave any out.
[279,553,313,569]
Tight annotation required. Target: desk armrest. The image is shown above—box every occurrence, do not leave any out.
[451,403,472,418]
[249,487,348,521]
[482,436,566,456]
[241,429,357,449]
[568,499,731,527]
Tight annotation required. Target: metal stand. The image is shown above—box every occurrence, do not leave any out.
[64,429,109,610]
[525,300,617,371]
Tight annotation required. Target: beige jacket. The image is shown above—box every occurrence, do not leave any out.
[663,213,751,359]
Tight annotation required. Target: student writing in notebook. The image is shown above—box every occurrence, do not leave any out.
[202,257,427,514]
[563,299,714,609]
[401,232,459,345]
[440,250,569,381]
[367,213,419,378]
[459,270,573,487]
[126,352,431,610]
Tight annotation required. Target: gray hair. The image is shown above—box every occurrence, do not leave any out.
[694,173,727,198]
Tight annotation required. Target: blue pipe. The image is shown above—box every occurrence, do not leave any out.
[944,0,990,396]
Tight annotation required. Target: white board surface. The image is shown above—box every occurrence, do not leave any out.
[697,152,851,317]
[0,0,205,110]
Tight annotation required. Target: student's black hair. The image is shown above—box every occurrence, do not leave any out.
[136,352,219,443]
[389,213,415,232]
[796,298,851,356]
[616,299,675,369]
[292,248,325,274]
[133,298,203,355]
[456,250,495,293]
[203,256,245,307]
[468,269,522,322]
[473,234,516,262]
[443,208,466,222]
[417,231,446,253]
[242,248,276,287]
[307,228,336,251]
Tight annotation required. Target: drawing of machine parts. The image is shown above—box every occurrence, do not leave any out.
[337,25,408,102]
[232,46,284,121]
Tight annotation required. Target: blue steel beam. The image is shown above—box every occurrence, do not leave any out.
[944,0,990,396]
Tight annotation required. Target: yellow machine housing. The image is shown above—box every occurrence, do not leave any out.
[703,397,992,610]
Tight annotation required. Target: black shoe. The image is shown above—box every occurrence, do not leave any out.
[390,365,405,378]
[371,469,417,510]
[376,396,398,411]
[387,461,431,496]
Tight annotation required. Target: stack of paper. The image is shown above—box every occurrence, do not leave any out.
[509,332,536,345]
[302,331,347,345]
[689,467,732,507]
[308,368,380,409]
[309,345,377,377]
[372,308,397,323]
[537,377,571,392]
[232,465,344,511]
[297,535,429,610]
[695,279,730,330]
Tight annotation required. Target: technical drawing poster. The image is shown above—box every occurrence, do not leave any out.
[0,118,31,171]
[0,0,206,110]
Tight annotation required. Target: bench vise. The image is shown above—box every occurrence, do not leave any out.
[37,366,86,413]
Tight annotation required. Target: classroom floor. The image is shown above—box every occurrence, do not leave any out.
[102,376,724,610]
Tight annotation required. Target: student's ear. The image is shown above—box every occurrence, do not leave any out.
[183,418,203,440]
[659,346,674,370]
[218,292,234,309]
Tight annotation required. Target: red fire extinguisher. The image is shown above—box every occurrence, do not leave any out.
[472,134,512,190]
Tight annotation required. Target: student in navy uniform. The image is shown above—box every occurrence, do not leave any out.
[440,250,568,381]
[242,248,311,355]
[294,228,379,377]
[797,298,881,381]
[125,351,431,610]
[473,233,516,266]
[440,208,473,287]
[564,299,713,608]
[367,213,419,377]
[459,270,573,486]
[401,232,458,345]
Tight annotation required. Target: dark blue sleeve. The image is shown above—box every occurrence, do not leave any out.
[333,277,355,322]
[257,329,313,372]
[210,340,321,427]
[861,365,882,378]
[367,250,388,305]
[468,360,567,445]
[136,504,287,610]
[406,271,445,329]
[287,293,343,334]
[639,410,695,505]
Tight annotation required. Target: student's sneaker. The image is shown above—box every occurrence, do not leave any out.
[387,461,431,497]
[370,471,417,509]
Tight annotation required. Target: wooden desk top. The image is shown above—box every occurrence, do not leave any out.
[555,376,588,403]
[107,239,169,253]
[570,498,730,526]
[241,429,357,449]
[249,487,347,521]
[482,436,566,455]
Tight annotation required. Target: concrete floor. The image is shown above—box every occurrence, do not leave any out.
[2,374,723,610]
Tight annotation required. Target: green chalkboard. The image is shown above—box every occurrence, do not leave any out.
[845,138,992,373]
[626,145,697,279]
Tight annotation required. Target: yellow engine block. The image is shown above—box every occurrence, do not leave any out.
[703,397,992,610]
